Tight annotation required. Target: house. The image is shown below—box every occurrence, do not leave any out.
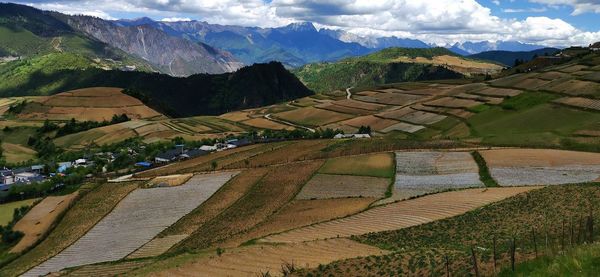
[227,138,252,148]
[74,159,88,167]
[200,145,218,151]
[334,133,371,139]
[591,42,600,51]
[14,172,44,184]
[0,169,14,185]
[155,149,183,163]
[57,162,73,173]
[30,165,44,174]
[180,149,208,159]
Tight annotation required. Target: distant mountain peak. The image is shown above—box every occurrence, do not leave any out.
[282,22,317,32]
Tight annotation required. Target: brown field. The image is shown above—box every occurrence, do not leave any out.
[64,260,153,277]
[319,152,394,177]
[321,123,359,134]
[397,110,447,125]
[315,103,374,115]
[162,169,269,238]
[290,97,321,107]
[472,87,522,97]
[511,78,551,90]
[412,104,474,119]
[445,83,488,95]
[153,239,388,277]
[558,64,590,73]
[334,99,387,111]
[231,140,332,168]
[380,122,426,133]
[261,187,536,243]
[296,174,389,199]
[454,93,504,105]
[240,117,294,130]
[581,71,600,82]
[174,161,323,250]
[424,97,483,109]
[274,107,353,127]
[537,71,571,80]
[18,87,162,121]
[218,111,251,122]
[145,174,193,188]
[489,73,535,87]
[1,182,139,277]
[223,198,375,247]
[357,93,425,106]
[554,97,600,111]
[355,90,382,96]
[480,148,600,167]
[341,115,400,131]
[376,107,414,120]
[394,88,444,96]
[392,55,503,75]
[2,142,36,164]
[10,192,78,253]
[128,235,189,259]
[540,79,600,96]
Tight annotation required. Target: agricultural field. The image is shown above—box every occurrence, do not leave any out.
[23,172,236,277]
[296,174,390,199]
[0,199,38,226]
[481,149,600,186]
[1,182,140,277]
[11,193,78,253]
[1,142,36,164]
[261,187,534,244]
[393,151,483,197]
[298,185,598,277]
[17,87,163,121]
[273,107,353,127]
[554,97,600,111]
[340,115,401,133]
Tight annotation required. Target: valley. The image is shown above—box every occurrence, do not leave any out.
[1,2,600,276]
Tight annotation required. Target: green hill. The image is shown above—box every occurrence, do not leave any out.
[293,47,502,93]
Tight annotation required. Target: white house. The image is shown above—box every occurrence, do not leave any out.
[200,145,218,151]
[334,133,371,139]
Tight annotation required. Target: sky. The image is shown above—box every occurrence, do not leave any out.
[10,0,600,46]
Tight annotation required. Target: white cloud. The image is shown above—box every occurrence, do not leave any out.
[160,17,192,22]
[12,0,600,46]
[529,0,600,14]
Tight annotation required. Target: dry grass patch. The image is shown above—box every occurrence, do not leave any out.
[398,110,447,125]
[274,107,353,127]
[175,161,323,251]
[11,193,78,254]
[296,174,389,199]
[316,103,374,115]
[558,64,590,73]
[1,182,139,277]
[540,79,600,96]
[380,122,426,133]
[334,99,387,111]
[319,152,394,178]
[145,174,193,188]
[218,111,251,122]
[233,140,332,168]
[413,104,475,119]
[471,87,522,97]
[357,93,425,106]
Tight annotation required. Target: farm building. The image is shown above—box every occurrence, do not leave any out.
[0,169,14,185]
[591,42,600,51]
[334,133,371,139]
[155,149,184,163]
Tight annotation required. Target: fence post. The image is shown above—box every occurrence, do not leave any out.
[471,247,480,277]
[510,238,516,272]
[492,236,497,275]
[531,227,538,258]
[445,255,450,277]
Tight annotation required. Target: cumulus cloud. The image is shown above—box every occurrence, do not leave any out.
[11,0,600,46]
[529,0,600,15]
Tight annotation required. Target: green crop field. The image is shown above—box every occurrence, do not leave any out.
[0,199,37,226]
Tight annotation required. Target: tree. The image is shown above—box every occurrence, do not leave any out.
[358,125,372,135]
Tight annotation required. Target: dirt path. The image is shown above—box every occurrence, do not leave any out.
[260,187,538,243]
[264,113,316,132]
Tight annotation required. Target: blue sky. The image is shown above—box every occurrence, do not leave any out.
[11,0,600,46]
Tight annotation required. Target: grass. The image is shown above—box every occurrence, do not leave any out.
[498,242,600,276]
[318,152,395,178]
[0,182,139,277]
[0,199,38,226]
[471,151,499,187]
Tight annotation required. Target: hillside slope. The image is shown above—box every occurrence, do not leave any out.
[1,62,312,117]
[469,47,560,67]
[294,47,502,93]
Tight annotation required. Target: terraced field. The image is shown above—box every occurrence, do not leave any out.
[274,107,353,127]
[153,239,388,277]
[296,174,389,199]
[11,192,78,253]
[17,87,162,121]
[23,172,236,277]
[554,97,600,111]
[481,149,600,186]
[393,151,483,196]
[261,187,535,243]
[319,152,395,178]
